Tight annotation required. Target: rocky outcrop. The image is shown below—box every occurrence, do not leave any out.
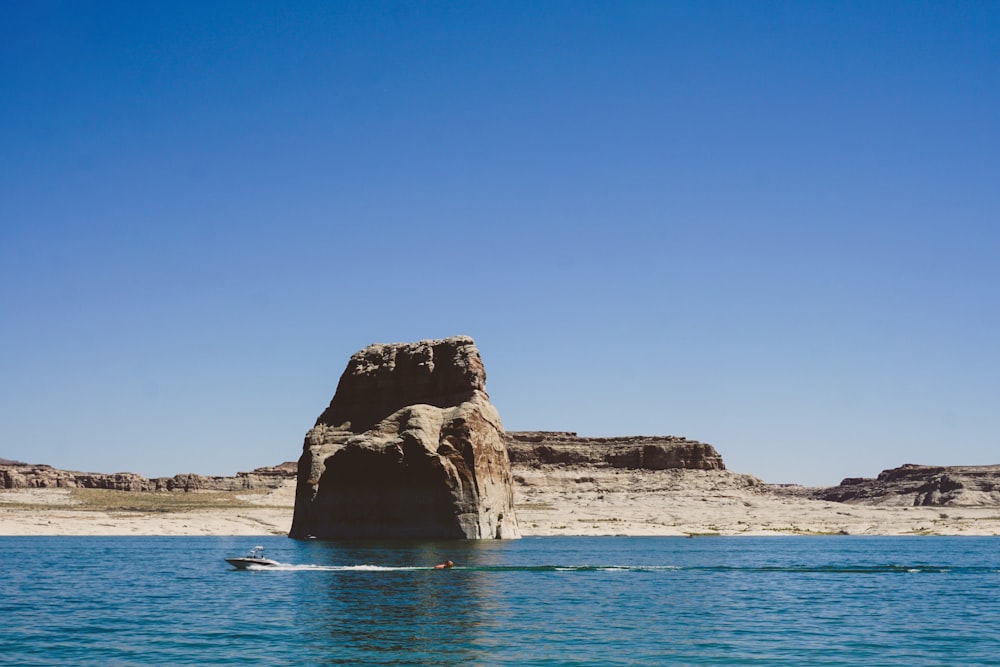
[0,462,297,491]
[505,431,726,470]
[154,463,298,491]
[815,464,1000,506]
[1,465,152,491]
[289,336,520,540]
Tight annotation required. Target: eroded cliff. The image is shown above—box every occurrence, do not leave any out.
[506,431,726,470]
[289,336,520,540]
[0,462,296,492]
[814,464,1000,506]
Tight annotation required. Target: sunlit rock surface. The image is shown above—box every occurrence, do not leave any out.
[289,336,520,540]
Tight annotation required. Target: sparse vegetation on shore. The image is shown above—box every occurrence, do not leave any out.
[67,488,282,513]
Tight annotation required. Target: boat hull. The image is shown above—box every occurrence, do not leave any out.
[225,557,280,570]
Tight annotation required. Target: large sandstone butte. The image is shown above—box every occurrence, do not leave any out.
[289,336,520,540]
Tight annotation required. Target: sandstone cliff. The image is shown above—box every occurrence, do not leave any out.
[289,336,520,540]
[506,431,725,470]
[0,462,297,492]
[814,464,1000,506]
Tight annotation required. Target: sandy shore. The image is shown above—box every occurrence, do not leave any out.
[3,474,1000,536]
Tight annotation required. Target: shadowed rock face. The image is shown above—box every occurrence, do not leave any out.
[289,336,520,540]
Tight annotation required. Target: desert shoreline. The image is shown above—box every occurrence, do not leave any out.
[3,480,999,537]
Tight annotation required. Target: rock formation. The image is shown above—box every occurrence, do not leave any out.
[505,431,726,470]
[814,464,1000,506]
[0,462,296,492]
[289,336,520,540]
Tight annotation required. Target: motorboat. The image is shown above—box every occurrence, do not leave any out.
[225,546,280,569]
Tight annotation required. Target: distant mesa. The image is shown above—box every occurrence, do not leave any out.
[0,462,296,492]
[506,431,726,471]
[815,464,1000,506]
[289,336,521,540]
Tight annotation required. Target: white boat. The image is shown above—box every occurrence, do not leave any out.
[225,546,280,569]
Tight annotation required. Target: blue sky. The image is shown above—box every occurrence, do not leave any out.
[2,1,997,485]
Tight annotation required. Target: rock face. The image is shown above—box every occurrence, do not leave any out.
[0,462,297,492]
[289,336,520,540]
[815,464,1000,506]
[505,431,726,470]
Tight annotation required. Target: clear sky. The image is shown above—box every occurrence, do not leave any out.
[2,1,997,485]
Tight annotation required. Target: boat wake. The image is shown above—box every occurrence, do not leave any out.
[234,563,987,574]
[257,564,429,572]
[241,564,682,573]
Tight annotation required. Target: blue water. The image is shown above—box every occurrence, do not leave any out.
[2,536,998,666]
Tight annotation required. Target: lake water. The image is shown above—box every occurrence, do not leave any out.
[2,536,998,665]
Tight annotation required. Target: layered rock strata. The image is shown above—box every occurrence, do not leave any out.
[0,462,297,492]
[289,336,520,540]
[815,464,1000,506]
[505,431,726,470]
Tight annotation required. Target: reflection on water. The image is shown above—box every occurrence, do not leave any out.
[288,540,512,665]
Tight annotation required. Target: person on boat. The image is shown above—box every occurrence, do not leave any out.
[434,560,455,569]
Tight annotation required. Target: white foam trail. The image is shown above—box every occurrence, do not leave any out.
[242,563,684,572]
[253,564,427,572]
